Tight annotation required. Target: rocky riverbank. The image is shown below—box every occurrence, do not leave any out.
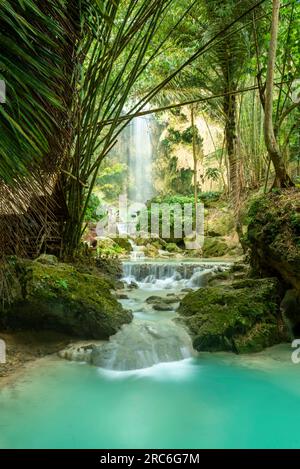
[177,189,300,354]
[0,254,133,383]
[0,331,71,385]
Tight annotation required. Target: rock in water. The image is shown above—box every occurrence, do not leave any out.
[90,320,194,370]
[178,278,286,353]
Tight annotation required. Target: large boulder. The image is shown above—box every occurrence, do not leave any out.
[0,260,132,339]
[177,278,286,353]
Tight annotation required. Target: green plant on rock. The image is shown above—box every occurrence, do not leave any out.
[56,279,69,290]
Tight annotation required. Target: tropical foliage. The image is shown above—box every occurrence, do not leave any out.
[0,0,299,270]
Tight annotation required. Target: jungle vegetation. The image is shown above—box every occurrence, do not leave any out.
[0,0,299,267]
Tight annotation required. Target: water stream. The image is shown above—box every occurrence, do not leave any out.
[1,260,300,448]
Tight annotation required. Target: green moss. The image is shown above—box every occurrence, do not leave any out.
[206,211,235,237]
[1,260,132,339]
[246,188,300,288]
[165,243,181,253]
[178,278,284,353]
[113,237,133,252]
[202,237,229,257]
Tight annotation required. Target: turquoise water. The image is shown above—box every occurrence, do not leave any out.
[1,261,299,449]
[1,347,300,449]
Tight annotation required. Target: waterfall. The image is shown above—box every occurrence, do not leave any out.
[129,239,145,261]
[122,261,230,289]
[61,260,231,372]
[128,115,153,203]
[90,320,194,371]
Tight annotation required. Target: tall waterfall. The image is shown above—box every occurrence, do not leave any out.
[128,115,153,203]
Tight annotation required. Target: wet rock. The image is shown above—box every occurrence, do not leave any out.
[152,303,173,311]
[247,189,300,290]
[127,281,138,289]
[145,295,162,304]
[146,295,180,305]
[59,343,97,362]
[202,237,229,257]
[113,237,133,252]
[115,293,129,300]
[144,244,159,258]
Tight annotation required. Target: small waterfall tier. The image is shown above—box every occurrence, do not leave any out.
[90,320,194,371]
[123,261,230,289]
[60,260,231,372]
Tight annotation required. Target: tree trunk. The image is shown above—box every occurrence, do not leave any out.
[224,92,239,202]
[264,0,294,188]
[191,105,198,211]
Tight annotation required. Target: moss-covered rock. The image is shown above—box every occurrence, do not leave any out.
[166,243,181,253]
[177,278,286,353]
[0,260,132,339]
[113,237,133,252]
[96,238,117,250]
[206,210,235,237]
[34,254,59,266]
[247,188,300,289]
[202,237,229,257]
[144,244,159,258]
[95,257,123,279]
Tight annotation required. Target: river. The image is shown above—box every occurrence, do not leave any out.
[0,260,300,449]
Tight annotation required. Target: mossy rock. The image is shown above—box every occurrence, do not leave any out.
[113,237,133,252]
[144,244,159,258]
[166,243,181,253]
[34,254,59,266]
[206,211,235,237]
[96,237,117,250]
[0,261,132,339]
[202,237,229,257]
[247,188,300,289]
[178,278,285,353]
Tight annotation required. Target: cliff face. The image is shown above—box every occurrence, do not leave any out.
[247,189,300,336]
